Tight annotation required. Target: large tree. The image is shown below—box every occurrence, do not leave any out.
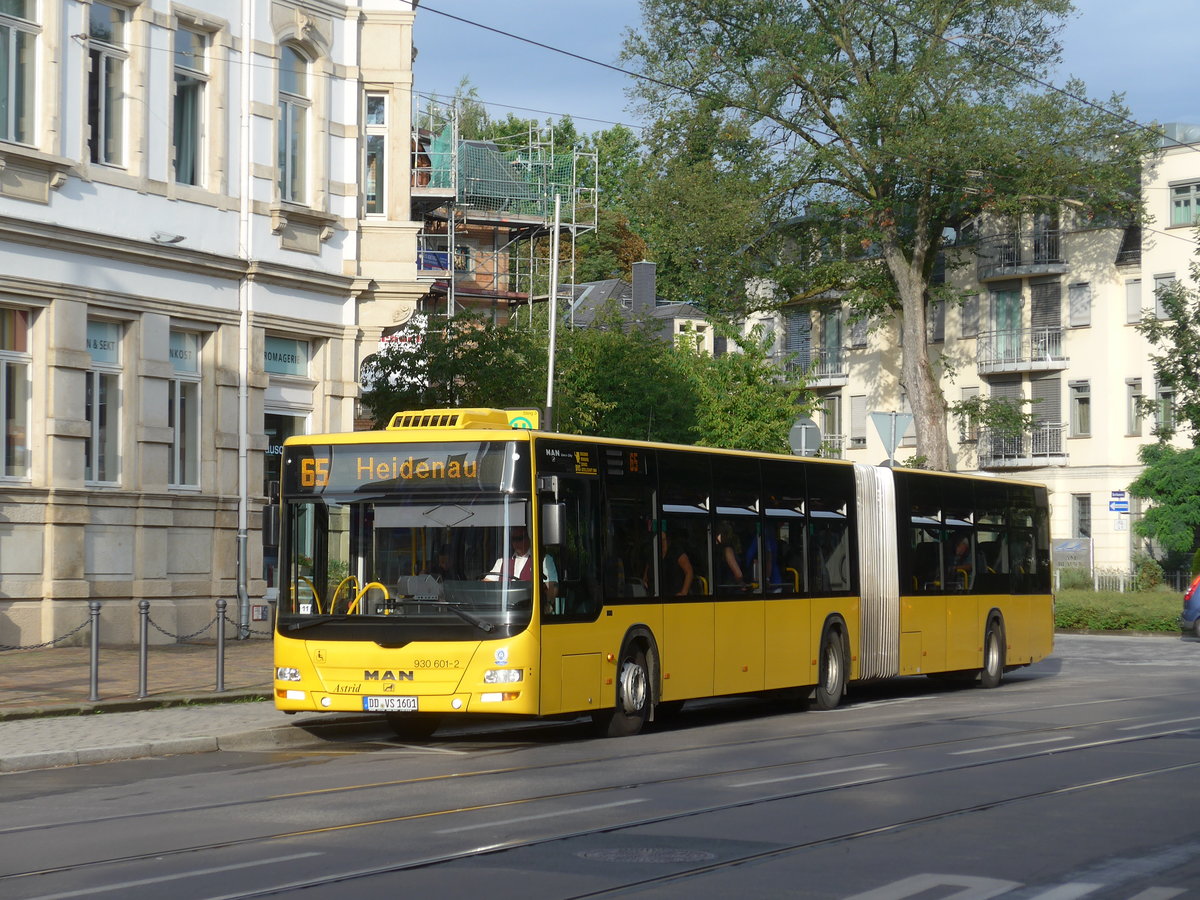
[625,0,1158,470]
[1130,232,1200,554]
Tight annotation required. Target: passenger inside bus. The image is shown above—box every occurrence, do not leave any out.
[715,521,748,592]
[653,530,694,597]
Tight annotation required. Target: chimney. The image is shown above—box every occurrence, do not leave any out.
[631,260,656,313]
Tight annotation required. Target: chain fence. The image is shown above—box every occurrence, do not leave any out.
[0,598,275,702]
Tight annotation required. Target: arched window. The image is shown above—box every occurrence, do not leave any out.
[278,45,309,203]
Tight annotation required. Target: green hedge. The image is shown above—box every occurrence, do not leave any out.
[1054,588,1181,633]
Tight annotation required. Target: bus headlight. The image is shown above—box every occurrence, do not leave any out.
[276,667,303,682]
[483,668,524,684]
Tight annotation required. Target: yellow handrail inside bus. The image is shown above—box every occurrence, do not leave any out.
[330,576,359,613]
[785,567,800,592]
[695,575,708,595]
[346,582,390,615]
[297,577,320,613]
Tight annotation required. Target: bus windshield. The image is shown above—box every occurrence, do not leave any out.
[278,440,536,637]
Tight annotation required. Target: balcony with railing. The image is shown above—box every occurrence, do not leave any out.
[976,327,1067,374]
[805,348,848,386]
[819,434,845,459]
[976,423,1067,469]
[975,230,1069,281]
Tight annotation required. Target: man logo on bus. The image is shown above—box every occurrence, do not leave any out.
[363,670,414,681]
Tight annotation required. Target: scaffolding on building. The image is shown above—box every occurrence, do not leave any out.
[411,93,598,320]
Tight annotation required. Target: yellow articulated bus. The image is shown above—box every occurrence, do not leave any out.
[272,408,1053,738]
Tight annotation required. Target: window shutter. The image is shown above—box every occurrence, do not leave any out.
[1125,279,1142,323]
[961,294,980,338]
[1068,283,1091,327]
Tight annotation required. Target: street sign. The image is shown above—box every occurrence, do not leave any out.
[1109,500,1129,513]
[869,411,914,463]
[789,417,822,456]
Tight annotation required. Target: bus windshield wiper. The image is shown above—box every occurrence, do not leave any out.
[284,615,338,632]
[389,596,495,633]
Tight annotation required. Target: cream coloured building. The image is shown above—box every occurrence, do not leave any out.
[769,127,1199,573]
[0,0,428,645]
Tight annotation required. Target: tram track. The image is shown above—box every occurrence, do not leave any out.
[0,685,1193,843]
[5,714,1199,895]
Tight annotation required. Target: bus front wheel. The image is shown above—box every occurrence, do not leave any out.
[980,619,1006,689]
[593,647,650,737]
[813,628,847,710]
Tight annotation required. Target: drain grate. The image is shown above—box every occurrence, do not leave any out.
[576,848,718,864]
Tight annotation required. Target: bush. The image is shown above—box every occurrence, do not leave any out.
[1131,552,1164,592]
[1054,588,1180,633]
[1191,547,1200,577]
[1057,567,1093,590]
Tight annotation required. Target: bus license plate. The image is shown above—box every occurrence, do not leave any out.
[363,696,418,712]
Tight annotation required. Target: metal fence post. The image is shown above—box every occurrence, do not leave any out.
[215,598,226,693]
[137,600,150,699]
[88,601,102,702]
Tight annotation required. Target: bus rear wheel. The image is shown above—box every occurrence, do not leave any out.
[813,628,847,711]
[980,619,1005,689]
[593,647,650,737]
[385,713,441,740]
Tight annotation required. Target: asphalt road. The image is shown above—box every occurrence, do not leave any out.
[2,633,1198,900]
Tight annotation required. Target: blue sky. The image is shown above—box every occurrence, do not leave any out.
[413,1,1198,135]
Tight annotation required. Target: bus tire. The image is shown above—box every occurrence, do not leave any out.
[980,618,1005,689]
[813,626,847,711]
[593,646,650,737]
[385,713,441,740]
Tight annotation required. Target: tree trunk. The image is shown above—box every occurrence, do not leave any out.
[885,248,951,471]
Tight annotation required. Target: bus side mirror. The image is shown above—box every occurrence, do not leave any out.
[541,502,565,547]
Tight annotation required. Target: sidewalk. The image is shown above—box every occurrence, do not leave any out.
[0,638,383,773]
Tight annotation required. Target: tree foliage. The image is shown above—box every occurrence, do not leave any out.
[1128,443,1200,554]
[625,0,1160,470]
[678,323,815,453]
[1135,233,1200,446]
[358,310,812,453]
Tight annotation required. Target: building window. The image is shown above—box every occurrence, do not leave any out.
[85,320,121,483]
[0,0,36,144]
[364,92,386,215]
[959,386,980,442]
[173,27,207,186]
[850,395,866,447]
[87,1,127,166]
[278,45,309,203]
[1068,283,1091,327]
[820,394,842,457]
[1153,274,1176,320]
[264,335,310,377]
[168,330,201,487]
[1069,381,1090,437]
[1072,494,1091,539]
[1171,182,1200,227]
[1124,278,1142,324]
[1126,378,1143,436]
[1155,384,1176,435]
[0,307,30,478]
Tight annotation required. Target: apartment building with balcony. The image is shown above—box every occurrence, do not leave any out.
[0,0,428,645]
[773,127,1199,571]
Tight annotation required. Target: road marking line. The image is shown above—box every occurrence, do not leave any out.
[435,798,645,834]
[1126,890,1187,900]
[1118,715,1200,731]
[732,763,888,787]
[1026,884,1103,899]
[951,736,1074,755]
[25,853,322,900]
